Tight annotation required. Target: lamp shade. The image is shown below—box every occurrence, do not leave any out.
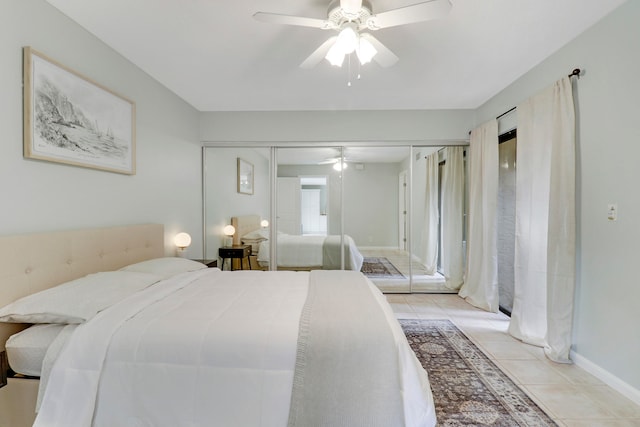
[223,225,236,237]
[356,38,377,65]
[336,25,358,54]
[325,42,346,67]
[174,232,192,249]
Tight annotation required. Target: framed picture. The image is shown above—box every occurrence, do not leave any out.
[23,47,136,175]
[237,158,254,195]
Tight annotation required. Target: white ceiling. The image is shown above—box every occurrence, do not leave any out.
[46,0,625,112]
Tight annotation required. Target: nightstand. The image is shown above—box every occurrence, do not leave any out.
[1,350,7,389]
[219,245,252,271]
[191,259,218,268]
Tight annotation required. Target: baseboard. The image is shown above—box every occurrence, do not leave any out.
[358,246,402,251]
[570,350,640,406]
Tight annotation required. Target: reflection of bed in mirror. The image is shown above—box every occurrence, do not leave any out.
[231,215,364,271]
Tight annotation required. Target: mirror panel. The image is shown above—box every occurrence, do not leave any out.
[411,146,467,293]
[343,146,411,293]
[275,147,343,270]
[203,146,270,269]
[202,144,467,293]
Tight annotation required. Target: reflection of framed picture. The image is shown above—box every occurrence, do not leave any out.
[23,47,136,175]
[237,158,254,195]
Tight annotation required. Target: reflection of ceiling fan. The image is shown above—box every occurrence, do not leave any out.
[254,0,452,69]
[318,155,354,170]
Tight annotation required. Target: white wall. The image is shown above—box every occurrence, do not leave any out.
[474,1,640,395]
[0,0,203,256]
[200,110,474,143]
[343,163,402,247]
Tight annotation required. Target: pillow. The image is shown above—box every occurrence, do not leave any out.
[119,257,208,279]
[0,271,162,324]
[241,237,266,244]
[242,228,269,240]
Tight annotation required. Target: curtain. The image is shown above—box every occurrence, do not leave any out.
[441,146,465,290]
[459,120,499,312]
[422,152,439,275]
[509,77,576,363]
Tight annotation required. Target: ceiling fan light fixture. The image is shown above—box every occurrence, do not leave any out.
[356,37,377,65]
[333,161,348,171]
[325,42,346,66]
[326,23,377,67]
[336,24,358,54]
[256,0,453,70]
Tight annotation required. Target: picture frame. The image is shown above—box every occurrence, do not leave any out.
[23,47,136,175]
[237,158,254,195]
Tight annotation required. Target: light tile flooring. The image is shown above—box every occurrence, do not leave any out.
[387,293,640,427]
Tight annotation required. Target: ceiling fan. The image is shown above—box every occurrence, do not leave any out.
[318,152,356,170]
[254,0,452,69]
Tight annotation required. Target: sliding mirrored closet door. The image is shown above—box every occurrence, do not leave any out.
[203,146,270,270]
[341,146,412,293]
[275,146,344,271]
[203,144,467,293]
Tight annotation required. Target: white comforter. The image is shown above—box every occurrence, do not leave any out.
[35,269,435,427]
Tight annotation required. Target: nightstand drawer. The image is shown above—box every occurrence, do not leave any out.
[219,246,251,258]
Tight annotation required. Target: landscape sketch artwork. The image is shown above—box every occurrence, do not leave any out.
[28,50,134,174]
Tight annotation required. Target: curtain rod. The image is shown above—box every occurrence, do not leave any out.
[494,68,581,121]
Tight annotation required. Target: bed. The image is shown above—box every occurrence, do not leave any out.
[0,224,436,427]
[232,215,364,271]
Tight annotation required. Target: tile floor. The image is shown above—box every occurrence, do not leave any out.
[359,248,452,293]
[386,293,640,427]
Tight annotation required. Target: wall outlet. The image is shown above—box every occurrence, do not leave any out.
[607,204,618,221]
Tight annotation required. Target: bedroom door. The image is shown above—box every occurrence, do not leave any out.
[300,176,328,236]
[276,177,302,235]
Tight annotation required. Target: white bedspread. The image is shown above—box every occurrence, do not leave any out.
[34,269,435,427]
[257,234,364,270]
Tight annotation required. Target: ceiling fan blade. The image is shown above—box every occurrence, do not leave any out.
[366,0,452,30]
[360,33,399,67]
[300,36,338,69]
[340,0,363,16]
[253,12,332,29]
[318,158,339,165]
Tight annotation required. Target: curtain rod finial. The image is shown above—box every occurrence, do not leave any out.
[569,68,581,78]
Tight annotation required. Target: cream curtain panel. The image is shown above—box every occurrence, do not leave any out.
[441,147,465,290]
[422,152,439,275]
[509,77,576,363]
[459,120,499,312]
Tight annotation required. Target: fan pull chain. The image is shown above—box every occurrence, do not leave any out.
[347,54,352,87]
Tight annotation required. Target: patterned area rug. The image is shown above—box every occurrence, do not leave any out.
[400,319,557,426]
[360,257,405,279]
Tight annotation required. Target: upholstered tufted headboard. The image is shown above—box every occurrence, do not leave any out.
[0,224,164,349]
[230,215,262,245]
